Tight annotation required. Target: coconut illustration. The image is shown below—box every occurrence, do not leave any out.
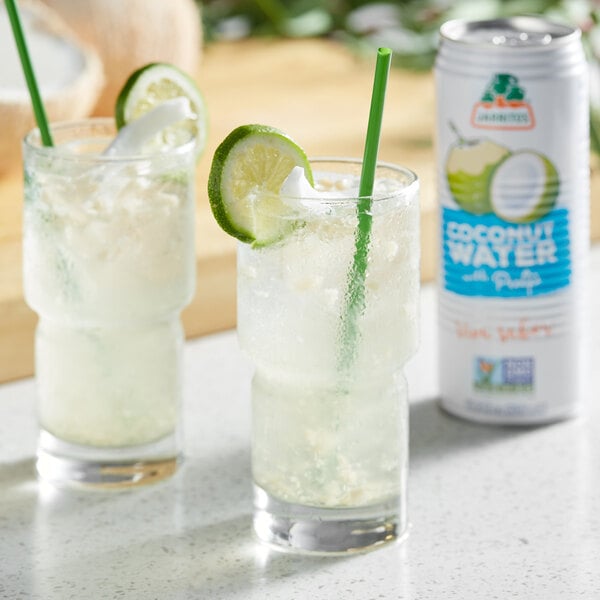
[445,124,510,215]
[490,150,559,223]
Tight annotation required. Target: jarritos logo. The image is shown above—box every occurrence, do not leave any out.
[471,74,535,131]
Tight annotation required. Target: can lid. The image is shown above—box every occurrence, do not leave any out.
[440,16,580,48]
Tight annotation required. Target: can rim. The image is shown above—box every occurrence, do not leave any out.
[440,16,580,49]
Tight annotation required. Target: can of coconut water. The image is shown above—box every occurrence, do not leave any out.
[435,17,589,424]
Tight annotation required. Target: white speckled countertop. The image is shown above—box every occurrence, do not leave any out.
[2,250,600,600]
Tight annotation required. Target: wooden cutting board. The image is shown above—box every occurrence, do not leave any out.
[0,38,598,382]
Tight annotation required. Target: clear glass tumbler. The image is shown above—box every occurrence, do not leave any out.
[237,158,420,553]
[22,119,197,487]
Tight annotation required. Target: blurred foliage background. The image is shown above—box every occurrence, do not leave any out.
[200,0,600,153]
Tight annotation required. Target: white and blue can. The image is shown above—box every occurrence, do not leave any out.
[435,17,589,424]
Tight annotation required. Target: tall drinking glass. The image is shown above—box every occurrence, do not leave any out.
[23,119,196,487]
[237,158,419,553]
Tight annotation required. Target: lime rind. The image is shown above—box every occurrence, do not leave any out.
[208,124,313,246]
[115,62,208,159]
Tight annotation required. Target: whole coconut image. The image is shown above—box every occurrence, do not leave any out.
[445,123,509,215]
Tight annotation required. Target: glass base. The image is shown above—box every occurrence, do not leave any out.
[253,484,406,555]
[37,430,180,488]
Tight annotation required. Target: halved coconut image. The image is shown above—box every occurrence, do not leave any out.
[445,126,509,215]
[490,150,559,223]
[0,0,104,175]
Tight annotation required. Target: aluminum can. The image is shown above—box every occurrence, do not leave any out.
[435,17,589,424]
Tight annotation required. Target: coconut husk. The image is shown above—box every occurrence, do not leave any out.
[40,0,202,116]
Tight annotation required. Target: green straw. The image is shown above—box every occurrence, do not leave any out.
[339,47,392,372]
[6,0,54,146]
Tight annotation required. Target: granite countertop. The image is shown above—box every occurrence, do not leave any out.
[2,250,600,599]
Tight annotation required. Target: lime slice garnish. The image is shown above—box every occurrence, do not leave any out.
[207,124,313,246]
[115,62,207,158]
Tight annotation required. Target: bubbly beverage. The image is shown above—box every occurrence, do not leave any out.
[23,119,196,485]
[435,17,589,423]
[237,159,419,551]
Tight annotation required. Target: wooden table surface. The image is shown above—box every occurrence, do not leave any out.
[0,38,598,382]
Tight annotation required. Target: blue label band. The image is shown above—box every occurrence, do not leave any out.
[442,207,571,297]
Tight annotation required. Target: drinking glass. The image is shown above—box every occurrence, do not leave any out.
[23,119,196,487]
[237,158,419,552]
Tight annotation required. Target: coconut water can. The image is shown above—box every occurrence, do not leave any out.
[435,17,589,424]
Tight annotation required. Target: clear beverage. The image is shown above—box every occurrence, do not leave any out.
[435,17,589,424]
[23,119,196,486]
[238,159,419,552]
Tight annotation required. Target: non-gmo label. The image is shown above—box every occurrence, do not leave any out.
[443,207,571,297]
[474,356,535,392]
